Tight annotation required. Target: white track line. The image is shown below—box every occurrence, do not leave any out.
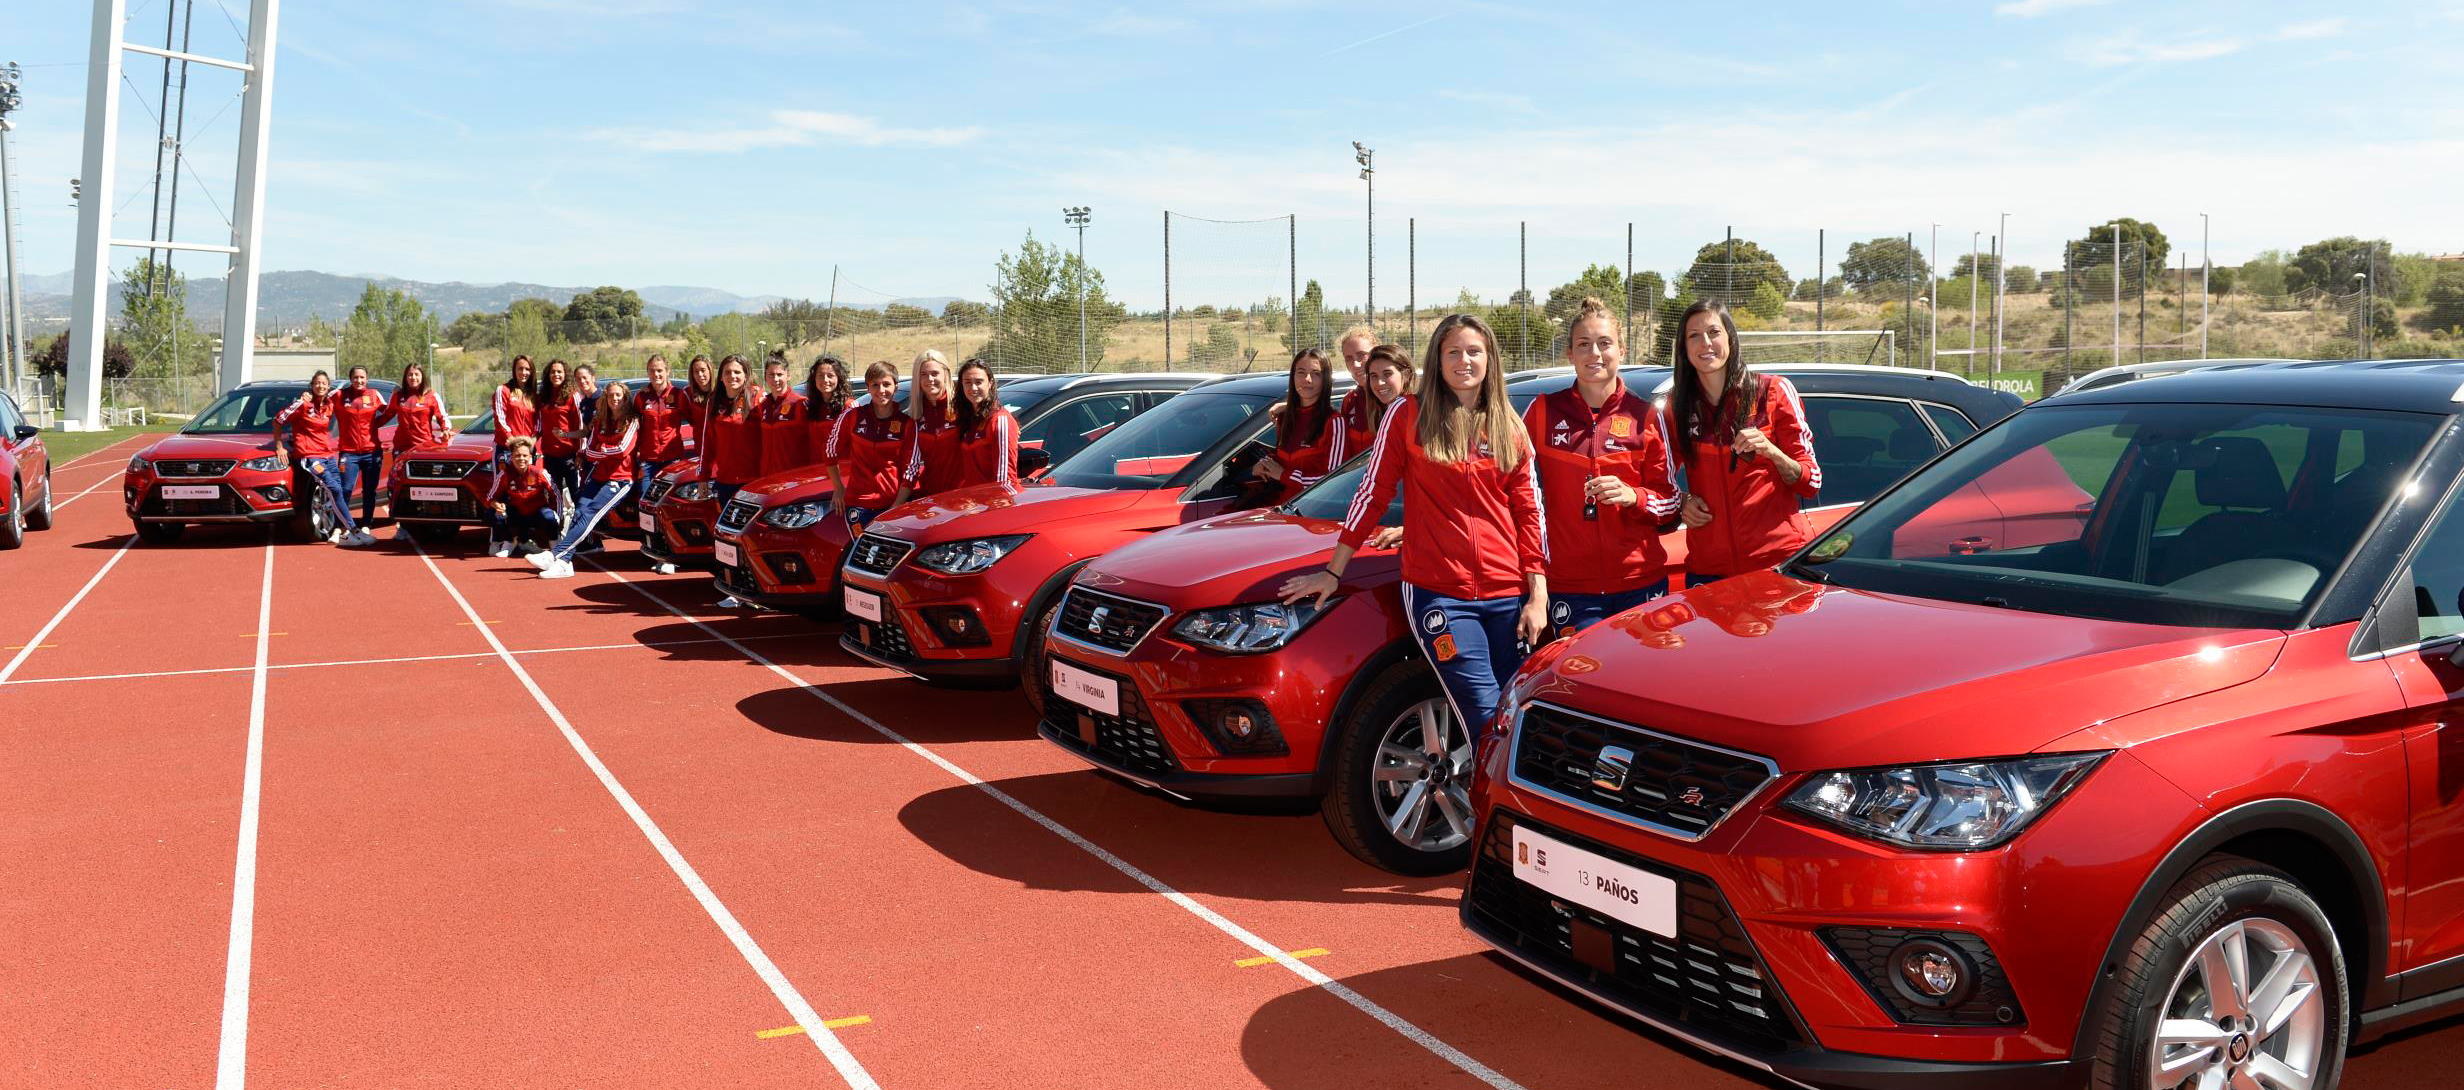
[588,561,1531,1090]
[0,535,135,684]
[413,547,880,1090]
[214,541,276,1090]
[49,432,159,473]
[49,469,125,511]
[0,632,814,687]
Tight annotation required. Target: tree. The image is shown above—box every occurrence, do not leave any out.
[302,315,338,347]
[941,300,990,327]
[881,303,934,328]
[760,298,831,347]
[563,286,647,344]
[118,256,211,378]
[1485,303,1557,369]
[1543,263,1627,324]
[33,332,136,378]
[700,312,786,358]
[2238,251,2290,297]
[443,310,499,349]
[1284,279,1329,352]
[339,282,431,378]
[2003,265,2039,294]
[1839,236,1927,291]
[1747,280,1787,321]
[1252,296,1284,333]
[1949,252,2002,282]
[658,312,695,338]
[2063,218,2170,273]
[2422,266,2464,331]
[2284,237,2398,298]
[989,230,1123,371]
[1682,238,1789,303]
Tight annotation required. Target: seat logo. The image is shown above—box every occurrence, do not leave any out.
[1087,604,1111,634]
[1592,745,1633,794]
[1678,786,1706,807]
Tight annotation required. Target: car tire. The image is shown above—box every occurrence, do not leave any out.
[134,520,185,544]
[1319,662,1476,876]
[406,522,460,548]
[2089,856,2348,1090]
[25,468,54,531]
[293,471,335,543]
[1015,561,1093,718]
[0,480,23,550]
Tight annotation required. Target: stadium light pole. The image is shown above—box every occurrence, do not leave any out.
[2199,212,2210,358]
[2355,271,2370,359]
[0,61,25,394]
[1927,224,1940,371]
[1994,211,2008,376]
[1063,206,1090,369]
[1968,231,1980,377]
[1353,142,1373,330]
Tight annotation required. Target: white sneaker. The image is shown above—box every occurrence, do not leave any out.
[716,596,742,609]
[489,542,512,558]
[538,558,575,579]
[326,528,345,544]
[525,550,555,569]
[653,562,677,575]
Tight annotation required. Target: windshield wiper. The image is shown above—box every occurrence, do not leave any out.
[1782,559,1832,584]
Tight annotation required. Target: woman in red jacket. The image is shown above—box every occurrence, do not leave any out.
[1283,313,1546,740]
[679,354,716,458]
[756,354,809,479]
[825,361,909,529]
[534,382,639,579]
[535,358,584,501]
[1331,342,1415,469]
[1669,300,1821,581]
[891,349,959,507]
[486,437,562,557]
[1523,297,1678,637]
[696,354,766,502]
[330,365,390,529]
[1254,347,1335,502]
[803,355,850,462]
[273,370,376,547]
[631,354,687,483]
[383,362,453,452]
[948,358,1018,490]
[492,354,538,466]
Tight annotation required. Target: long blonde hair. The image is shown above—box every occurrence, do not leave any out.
[1416,313,1524,471]
[907,349,952,418]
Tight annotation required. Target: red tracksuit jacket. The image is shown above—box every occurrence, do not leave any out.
[274,391,337,459]
[383,389,452,452]
[488,463,560,515]
[1326,389,1384,469]
[1269,399,1336,501]
[537,390,584,457]
[952,406,1019,490]
[828,405,911,508]
[492,385,537,448]
[805,398,846,466]
[1674,373,1821,579]
[331,386,388,454]
[581,419,638,484]
[1523,384,1678,595]
[902,400,964,495]
[758,389,810,478]
[699,389,767,485]
[1337,396,1548,601]
[633,383,688,463]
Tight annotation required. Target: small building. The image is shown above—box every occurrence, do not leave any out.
[211,346,339,382]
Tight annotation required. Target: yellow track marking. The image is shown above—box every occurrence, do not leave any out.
[757,1015,871,1039]
[1235,947,1329,968]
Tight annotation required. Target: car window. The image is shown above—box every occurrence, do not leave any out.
[1923,403,1977,444]
[186,389,298,434]
[1022,394,1137,468]
[1290,454,1399,528]
[0,393,24,434]
[1803,396,1938,507]
[1045,391,1273,490]
[2400,486,2464,644]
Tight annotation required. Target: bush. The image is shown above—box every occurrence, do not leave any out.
[33,333,137,378]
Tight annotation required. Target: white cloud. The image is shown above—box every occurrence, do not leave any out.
[2274,18,2349,40]
[1995,0,2117,17]
[596,110,985,154]
[2079,29,2243,66]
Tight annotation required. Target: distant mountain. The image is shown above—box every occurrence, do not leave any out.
[12,270,957,328]
[637,285,786,314]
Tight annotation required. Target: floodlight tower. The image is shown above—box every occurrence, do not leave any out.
[1063,206,1091,369]
[0,62,26,394]
[1353,142,1373,328]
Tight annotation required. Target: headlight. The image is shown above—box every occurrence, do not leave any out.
[1171,597,1335,654]
[912,534,1030,575]
[128,455,151,474]
[238,455,285,472]
[671,481,716,502]
[762,500,828,530]
[1783,752,2108,851]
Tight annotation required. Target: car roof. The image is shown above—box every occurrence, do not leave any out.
[236,378,399,391]
[2046,359,2464,414]
[1188,371,1354,395]
[1004,371,1214,394]
[2052,358,2305,396]
[1750,361,1977,386]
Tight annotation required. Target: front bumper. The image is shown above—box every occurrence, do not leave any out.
[834,563,1021,683]
[126,475,298,522]
[642,497,719,567]
[719,521,850,607]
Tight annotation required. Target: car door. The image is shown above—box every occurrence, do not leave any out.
[2373,475,2464,995]
[0,393,43,499]
[1021,393,1141,471]
[1798,394,1971,549]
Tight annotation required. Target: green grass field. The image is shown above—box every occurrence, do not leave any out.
[41,425,164,469]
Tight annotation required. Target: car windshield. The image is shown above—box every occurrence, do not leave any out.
[1044,390,1273,491]
[184,388,304,435]
[1289,454,1398,528]
[1797,402,2441,628]
[1001,387,1054,418]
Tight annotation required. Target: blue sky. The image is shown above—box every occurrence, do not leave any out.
[7,0,2459,310]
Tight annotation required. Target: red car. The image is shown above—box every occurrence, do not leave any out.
[1036,367,2042,874]
[0,388,54,549]
[712,372,1208,614]
[389,377,675,549]
[1465,358,2464,1089]
[838,371,1330,689]
[122,379,396,544]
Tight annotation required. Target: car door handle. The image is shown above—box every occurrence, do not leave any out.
[1951,536,1993,555]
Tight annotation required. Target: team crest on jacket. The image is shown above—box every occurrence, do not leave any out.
[1608,415,1635,439]
[1420,608,1447,635]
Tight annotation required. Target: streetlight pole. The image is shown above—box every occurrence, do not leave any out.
[0,62,24,395]
[1928,223,1939,371]
[1063,206,1090,370]
[1994,211,2008,376]
[1353,142,1373,331]
[1968,231,1980,377]
[2199,212,2210,358]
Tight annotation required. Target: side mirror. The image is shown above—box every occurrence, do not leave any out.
[2451,588,2464,668]
[12,424,37,441]
[1017,447,1052,478]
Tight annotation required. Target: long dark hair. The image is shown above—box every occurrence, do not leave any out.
[953,358,999,433]
[541,358,574,405]
[503,354,535,401]
[398,362,431,399]
[712,354,753,417]
[1667,300,1756,444]
[805,355,850,419]
[685,354,716,402]
[1275,347,1333,448]
[593,380,635,434]
[1362,343,1416,411]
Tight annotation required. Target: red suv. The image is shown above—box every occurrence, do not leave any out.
[0,389,53,549]
[711,372,1208,615]
[839,372,1328,689]
[1465,359,2464,1089]
[389,377,675,549]
[1038,367,2038,874]
[122,379,395,544]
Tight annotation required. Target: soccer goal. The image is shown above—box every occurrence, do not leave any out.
[1736,329,1898,368]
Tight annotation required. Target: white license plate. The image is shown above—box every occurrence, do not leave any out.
[843,586,883,622]
[1510,825,1678,938]
[713,539,741,567]
[638,511,657,533]
[409,486,459,502]
[1050,659,1120,718]
[160,485,220,500]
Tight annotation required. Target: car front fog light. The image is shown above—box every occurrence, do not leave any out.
[1892,938,1974,1008]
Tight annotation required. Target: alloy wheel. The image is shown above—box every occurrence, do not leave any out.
[2150,917,2325,1090]
[1369,697,1475,854]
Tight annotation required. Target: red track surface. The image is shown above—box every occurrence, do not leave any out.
[6,432,2460,1089]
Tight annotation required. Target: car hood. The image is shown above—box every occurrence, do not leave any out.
[141,434,277,461]
[1519,571,2284,772]
[657,458,704,482]
[864,483,1149,543]
[1078,509,1398,606]
[743,468,837,505]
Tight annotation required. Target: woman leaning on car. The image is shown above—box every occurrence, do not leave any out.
[1255,347,1336,502]
[492,354,538,467]
[756,353,809,479]
[1282,313,1547,739]
[532,381,639,580]
[695,354,766,504]
[273,369,376,548]
[1332,342,1415,467]
[803,354,850,467]
[825,360,911,530]
[1669,299,1821,581]
[631,353,688,484]
[948,358,1018,490]
[679,353,717,456]
[1524,296,1678,636]
[891,349,960,508]
[535,358,584,500]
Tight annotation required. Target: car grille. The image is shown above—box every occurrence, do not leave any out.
[845,611,917,660]
[1039,656,1177,777]
[642,477,674,505]
[142,485,250,517]
[846,533,915,576]
[716,495,762,535]
[156,459,237,478]
[404,459,478,480]
[1509,702,1776,841]
[397,496,484,521]
[1466,811,1804,1054]
[715,562,761,599]
[1053,587,1168,655]
[673,520,711,546]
